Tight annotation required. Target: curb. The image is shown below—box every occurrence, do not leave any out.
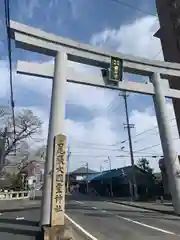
[110,201,177,216]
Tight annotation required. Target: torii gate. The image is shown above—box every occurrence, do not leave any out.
[9,21,180,228]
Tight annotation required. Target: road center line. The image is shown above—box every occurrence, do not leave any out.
[74,201,176,235]
[101,210,107,213]
[65,214,98,240]
[75,200,84,205]
[92,206,97,209]
[115,215,177,235]
[16,217,25,220]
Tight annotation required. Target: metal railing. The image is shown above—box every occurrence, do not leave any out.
[0,190,30,200]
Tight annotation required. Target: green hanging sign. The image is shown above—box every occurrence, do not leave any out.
[109,57,123,82]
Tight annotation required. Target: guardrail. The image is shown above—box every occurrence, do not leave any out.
[0,190,30,200]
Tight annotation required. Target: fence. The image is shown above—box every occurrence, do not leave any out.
[0,190,30,200]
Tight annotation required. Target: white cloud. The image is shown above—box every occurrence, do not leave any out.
[91,16,163,60]
[1,15,178,173]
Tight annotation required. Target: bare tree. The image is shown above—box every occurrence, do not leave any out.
[0,109,43,158]
[137,158,153,174]
[34,144,46,158]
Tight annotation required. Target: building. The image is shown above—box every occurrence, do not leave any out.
[155,0,180,135]
[20,157,44,189]
[67,167,98,191]
[1,163,19,178]
[68,167,98,181]
[81,166,157,199]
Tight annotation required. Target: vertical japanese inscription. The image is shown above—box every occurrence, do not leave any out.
[51,134,66,226]
[109,57,123,82]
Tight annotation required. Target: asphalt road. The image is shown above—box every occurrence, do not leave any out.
[66,193,180,240]
[0,207,40,240]
[1,194,180,239]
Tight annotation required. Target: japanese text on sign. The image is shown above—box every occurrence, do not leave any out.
[51,134,67,226]
[55,141,65,212]
[109,57,122,81]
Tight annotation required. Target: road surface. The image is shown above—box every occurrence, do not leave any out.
[1,194,180,239]
[0,207,40,239]
[66,194,180,239]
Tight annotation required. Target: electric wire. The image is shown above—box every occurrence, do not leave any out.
[108,0,157,17]
[4,0,16,141]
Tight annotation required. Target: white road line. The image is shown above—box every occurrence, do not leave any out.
[92,206,97,209]
[65,214,98,240]
[75,200,84,205]
[16,217,25,220]
[73,200,177,236]
[116,215,177,235]
[101,210,107,213]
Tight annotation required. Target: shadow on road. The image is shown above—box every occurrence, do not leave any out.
[0,218,39,226]
[0,226,40,237]
[0,218,41,239]
[0,205,40,213]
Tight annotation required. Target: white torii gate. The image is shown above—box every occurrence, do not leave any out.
[9,20,180,226]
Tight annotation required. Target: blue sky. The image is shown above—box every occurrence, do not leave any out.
[0,0,179,172]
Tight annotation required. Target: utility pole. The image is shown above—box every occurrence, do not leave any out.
[0,126,7,173]
[104,157,113,197]
[66,145,71,194]
[120,91,138,200]
[85,162,89,194]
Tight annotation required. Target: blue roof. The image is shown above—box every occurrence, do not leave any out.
[83,171,107,181]
[89,166,154,182]
[93,168,127,181]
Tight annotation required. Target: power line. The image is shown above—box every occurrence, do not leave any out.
[108,0,157,17]
[115,117,176,145]
[69,148,161,154]
[134,137,180,153]
[133,124,177,144]
[69,117,176,151]
[108,0,161,66]
[70,154,163,158]
[106,94,121,113]
[70,134,179,157]
[4,0,16,140]
[152,49,162,60]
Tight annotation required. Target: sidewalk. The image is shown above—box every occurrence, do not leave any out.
[110,199,175,215]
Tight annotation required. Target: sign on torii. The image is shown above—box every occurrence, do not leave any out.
[9,20,180,225]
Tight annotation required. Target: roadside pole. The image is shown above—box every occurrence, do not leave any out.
[66,145,71,194]
[120,92,138,200]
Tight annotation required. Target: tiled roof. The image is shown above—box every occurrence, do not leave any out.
[70,167,98,175]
